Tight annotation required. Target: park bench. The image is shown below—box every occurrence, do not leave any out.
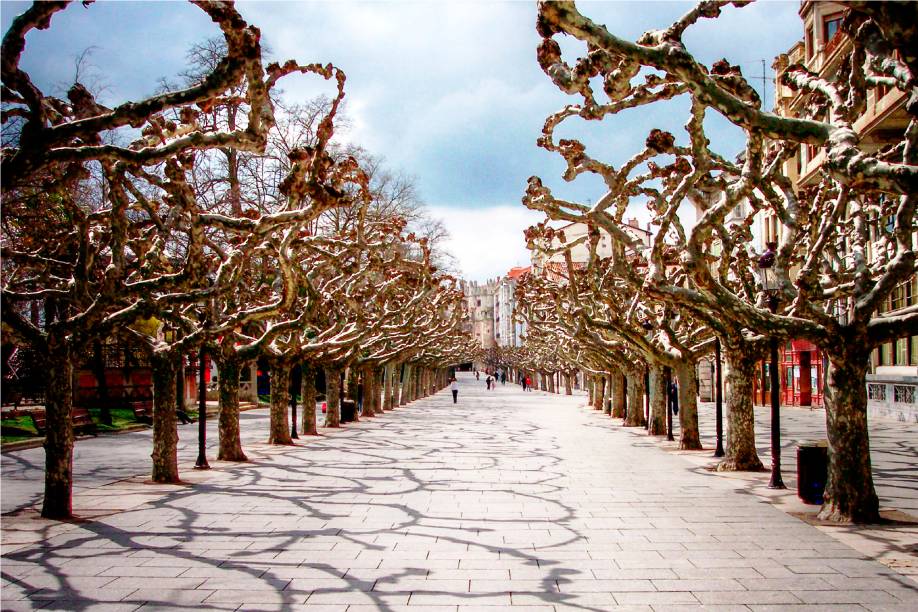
[131,400,153,424]
[29,407,98,437]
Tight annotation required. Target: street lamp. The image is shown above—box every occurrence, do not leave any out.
[194,313,210,470]
[290,364,301,439]
[665,366,675,442]
[758,242,785,489]
[641,320,653,430]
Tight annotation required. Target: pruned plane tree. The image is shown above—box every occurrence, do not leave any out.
[525,0,917,523]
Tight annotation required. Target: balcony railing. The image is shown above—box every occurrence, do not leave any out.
[866,375,918,423]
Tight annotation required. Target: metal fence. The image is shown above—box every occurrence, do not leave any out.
[866,375,918,423]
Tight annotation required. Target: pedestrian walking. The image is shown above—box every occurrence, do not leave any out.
[525,375,532,391]
[500,372,506,385]
[450,377,459,404]
[475,370,480,381]
[521,376,528,391]
[486,375,493,390]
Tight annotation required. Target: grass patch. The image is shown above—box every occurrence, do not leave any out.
[88,407,143,432]
[1,414,39,443]
[1,405,203,445]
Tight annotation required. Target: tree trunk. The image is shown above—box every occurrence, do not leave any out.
[383,363,394,411]
[268,361,293,445]
[819,348,879,523]
[301,362,318,435]
[324,366,341,427]
[390,362,401,409]
[676,360,701,450]
[594,375,606,412]
[588,376,594,405]
[41,336,74,519]
[564,373,572,395]
[361,366,376,417]
[648,363,667,435]
[611,371,626,418]
[217,357,247,461]
[625,368,647,427]
[372,368,383,414]
[151,352,180,483]
[718,346,764,472]
[92,340,112,426]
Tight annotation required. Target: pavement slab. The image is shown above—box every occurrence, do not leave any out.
[2,373,917,610]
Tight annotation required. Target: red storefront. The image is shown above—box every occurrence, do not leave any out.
[753,339,824,407]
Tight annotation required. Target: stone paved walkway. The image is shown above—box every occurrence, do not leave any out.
[2,373,916,610]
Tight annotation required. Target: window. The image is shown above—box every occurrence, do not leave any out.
[806,27,814,59]
[823,15,843,45]
[880,343,893,366]
[911,336,918,366]
[891,282,908,311]
[895,338,908,366]
[806,143,818,163]
[476,299,481,307]
[875,83,891,102]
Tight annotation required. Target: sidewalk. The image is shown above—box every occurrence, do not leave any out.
[2,374,916,610]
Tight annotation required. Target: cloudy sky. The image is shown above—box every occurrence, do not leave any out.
[2,0,803,281]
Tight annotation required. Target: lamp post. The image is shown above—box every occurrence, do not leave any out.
[665,366,675,442]
[714,337,724,457]
[644,365,650,431]
[758,242,785,489]
[290,364,301,439]
[194,317,210,470]
[640,320,653,430]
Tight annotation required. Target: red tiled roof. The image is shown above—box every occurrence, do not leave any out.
[507,266,531,279]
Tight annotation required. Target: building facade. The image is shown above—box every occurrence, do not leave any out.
[461,279,499,349]
[494,266,530,348]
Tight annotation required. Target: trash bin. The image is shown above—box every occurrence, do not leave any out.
[340,399,357,423]
[797,440,828,504]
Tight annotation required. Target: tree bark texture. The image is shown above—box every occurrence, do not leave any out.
[301,362,318,435]
[625,368,646,427]
[611,371,626,419]
[648,363,667,435]
[217,357,248,461]
[719,347,764,471]
[41,337,74,519]
[819,349,880,523]
[390,362,401,408]
[588,376,594,405]
[361,366,376,417]
[324,366,341,427]
[676,360,702,450]
[564,373,572,395]
[151,353,180,483]
[383,363,394,411]
[268,362,293,444]
[594,375,606,412]
[372,368,382,414]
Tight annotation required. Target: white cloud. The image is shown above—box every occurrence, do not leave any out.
[428,204,544,283]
